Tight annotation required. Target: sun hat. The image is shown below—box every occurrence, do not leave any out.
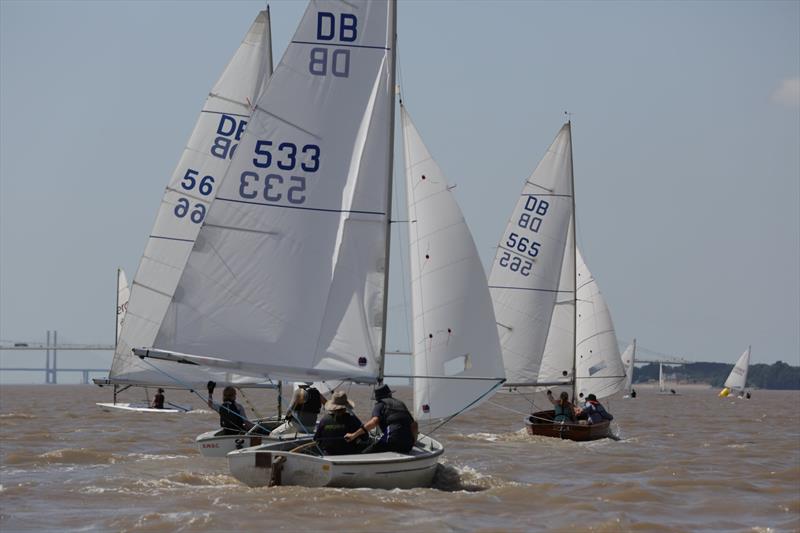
[324,390,355,412]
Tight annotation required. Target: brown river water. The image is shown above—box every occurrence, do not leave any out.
[1,384,798,532]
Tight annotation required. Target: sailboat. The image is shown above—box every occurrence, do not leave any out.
[134,0,505,489]
[97,269,186,413]
[96,11,290,445]
[621,339,637,398]
[719,346,751,398]
[488,122,626,441]
[658,363,679,395]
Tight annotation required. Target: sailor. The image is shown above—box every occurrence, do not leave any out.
[313,391,366,455]
[344,384,417,454]
[271,383,326,436]
[575,393,614,425]
[546,390,575,422]
[207,383,252,435]
[630,389,637,398]
[151,388,165,409]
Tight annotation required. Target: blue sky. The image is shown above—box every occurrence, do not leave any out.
[1,0,798,383]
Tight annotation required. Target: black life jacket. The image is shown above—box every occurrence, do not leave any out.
[378,397,413,432]
[296,387,322,414]
[153,393,164,409]
[220,400,245,431]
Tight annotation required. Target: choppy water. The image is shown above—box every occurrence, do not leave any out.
[1,384,798,531]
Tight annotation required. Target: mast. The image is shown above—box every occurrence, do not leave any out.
[265,5,273,75]
[377,0,397,384]
[567,120,577,401]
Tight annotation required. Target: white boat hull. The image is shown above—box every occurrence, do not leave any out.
[195,424,311,458]
[227,434,443,489]
[95,402,188,413]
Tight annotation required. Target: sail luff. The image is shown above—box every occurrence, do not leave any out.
[568,121,577,401]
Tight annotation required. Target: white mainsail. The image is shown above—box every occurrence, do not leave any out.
[724,346,751,392]
[138,1,395,384]
[402,106,505,420]
[488,124,575,386]
[574,248,626,399]
[658,363,667,393]
[112,10,274,387]
[621,339,636,396]
[116,268,130,343]
[489,122,624,400]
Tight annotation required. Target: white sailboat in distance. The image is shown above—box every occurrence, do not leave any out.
[621,339,637,398]
[719,346,751,398]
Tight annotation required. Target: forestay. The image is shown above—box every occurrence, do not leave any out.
[112,11,273,387]
[402,106,505,420]
[488,124,574,386]
[724,346,751,392]
[146,2,395,384]
[573,248,626,399]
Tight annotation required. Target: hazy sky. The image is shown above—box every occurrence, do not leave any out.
[1,0,798,383]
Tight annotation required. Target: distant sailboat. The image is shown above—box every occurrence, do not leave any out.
[658,363,680,395]
[719,346,751,398]
[488,121,625,441]
[621,339,636,398]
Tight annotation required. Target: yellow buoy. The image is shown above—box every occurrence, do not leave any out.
[719,388,730,398]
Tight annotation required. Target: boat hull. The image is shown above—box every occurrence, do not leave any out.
[525,411,610,441]
[95,402,188,414]
[227,434,444,489]
[195,419,310,458]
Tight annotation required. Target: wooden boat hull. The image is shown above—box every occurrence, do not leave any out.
[195,419,310,458]
[227,434,444,489]
[525,411,610,441]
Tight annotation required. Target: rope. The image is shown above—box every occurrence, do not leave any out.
[237,388,264,420]
[487,400,528,417]
[138,358,274,434]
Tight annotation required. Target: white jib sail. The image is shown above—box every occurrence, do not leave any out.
[659,363,666,392]
[116,268,130,343]
[112,10,274,387]
[148,1,395,384]
[574,248,625,400]
[538,218,576,388]
[724,346,751,391]
[488,124,574,386]
[402,106,505,420]
[621,338,636,395]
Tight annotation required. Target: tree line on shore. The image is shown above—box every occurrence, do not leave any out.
[634,361,800,390]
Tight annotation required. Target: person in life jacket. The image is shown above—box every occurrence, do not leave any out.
[271,383,326,436]
[545,390,575,423]
[344,384,417,454]
[151,388,165,409]
[313,391,367,455]
[575,393,613,425]
[206,383,253,435]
